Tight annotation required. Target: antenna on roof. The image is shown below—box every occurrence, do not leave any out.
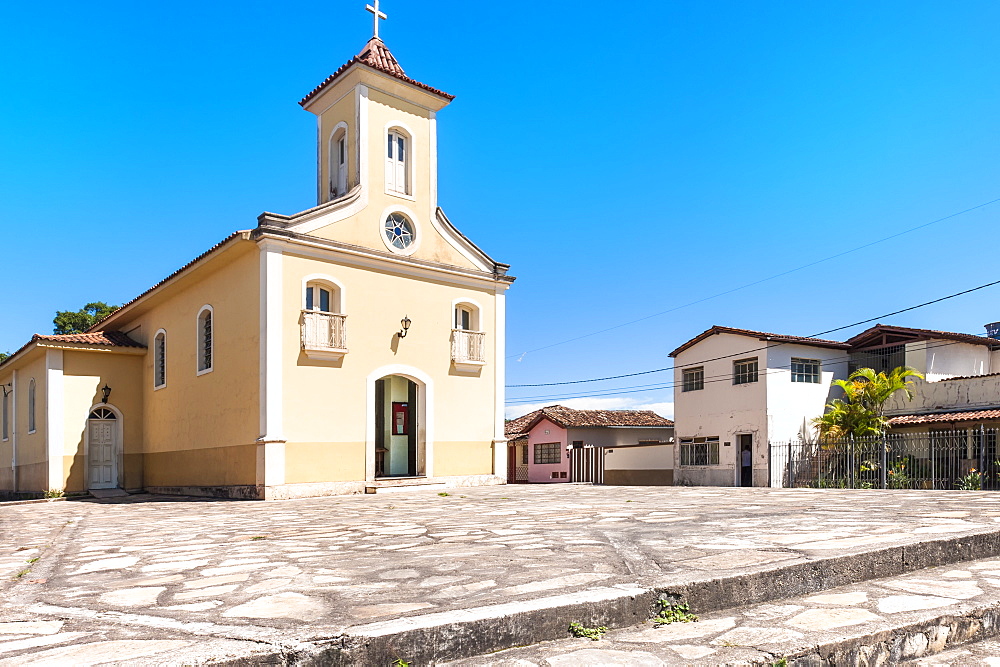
[366,0,387,39]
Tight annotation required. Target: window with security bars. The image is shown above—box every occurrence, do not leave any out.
[733,358,758,385]
[1,391,8,440]
[521,445,528,465]
[534,442,561,464]
[791,358,820,383]
[849,345,905,374]
[682,367,704,392]
[679,437,720,466]
[154,332,166,388]
[198,308,213,373]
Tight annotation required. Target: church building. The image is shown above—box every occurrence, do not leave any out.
[0,8,514,500]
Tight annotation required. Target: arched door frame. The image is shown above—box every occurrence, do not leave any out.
[85,402,124,490]
[366,365,434,481]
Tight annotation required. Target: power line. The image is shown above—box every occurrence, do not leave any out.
[507,196,1000,361]
[507,335,990,405]
[506,277,1000,388]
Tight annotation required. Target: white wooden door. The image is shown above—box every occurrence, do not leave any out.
[89,419,117,489]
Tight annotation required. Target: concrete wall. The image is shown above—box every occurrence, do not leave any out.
[885,374,1000,416]
[564,426,673,448]
[906,340,994,382]
[603,443,673,486]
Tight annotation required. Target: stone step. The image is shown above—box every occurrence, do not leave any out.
[279,532,1000,665]
[364,478,450,494]
[453,554,1000,666]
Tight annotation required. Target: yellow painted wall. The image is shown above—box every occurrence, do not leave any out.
[280,251,499,482]
[108,243,262,487]
[318,88,358,201]
[0,351,48,491]
[284,442,365,483]
[62,351,144,492]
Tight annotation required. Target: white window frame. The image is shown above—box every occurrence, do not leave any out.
[378,205,421,256]
[384,121,415,200]
[733,358,759,385]
[679,437,720,466]
[791,357,821,384]
[682,366,704,392]
[27,378,36,434]
[197,305,214,376]
[451,298,483,332]
[153,329,167,390]
[328,121,349,200]
[301,274,346,314]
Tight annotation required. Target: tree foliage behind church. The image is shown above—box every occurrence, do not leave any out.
[53,302,119,335]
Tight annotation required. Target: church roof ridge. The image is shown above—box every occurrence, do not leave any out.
[299,38,454,107]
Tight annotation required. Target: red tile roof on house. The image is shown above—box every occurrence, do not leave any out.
[888,409,1000,427]
[32,332,144,348]
[668,325,850,358]
[300,38,454,107]
[846,324,1000,349]
[505,405,673,439]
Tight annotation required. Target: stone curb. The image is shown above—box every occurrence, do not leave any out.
[0,496,67,507]
[259,530,1000,666]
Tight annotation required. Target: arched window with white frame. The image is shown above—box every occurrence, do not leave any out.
[154,330,167,389]
[451,300,486,368]
[197,306,214,375]
[385,128,409,195]
[301,276,347,358]
[27,378,36,433]
[329,124,348,199]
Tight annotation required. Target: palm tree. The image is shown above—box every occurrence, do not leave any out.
[813,366,924,440]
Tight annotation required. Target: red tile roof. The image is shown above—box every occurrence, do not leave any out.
[888,409,1000,426]
[32,332,144,348]
[505,405,673,439]
[846,324,1000,349]
[300,38,454,107]
[668,325,850,358]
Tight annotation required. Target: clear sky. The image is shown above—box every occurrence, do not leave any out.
[3,1,999,420]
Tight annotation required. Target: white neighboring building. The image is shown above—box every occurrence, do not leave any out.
[669,323,1000,487]
[669,326,850,487]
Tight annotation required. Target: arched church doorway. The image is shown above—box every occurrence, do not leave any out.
[374,375,423,477]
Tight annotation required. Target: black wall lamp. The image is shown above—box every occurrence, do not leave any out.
[101,384,112,404]
[1,384,10,398]
[398,316,412,338]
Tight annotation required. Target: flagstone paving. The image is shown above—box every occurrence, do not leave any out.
[3,485,1000,664]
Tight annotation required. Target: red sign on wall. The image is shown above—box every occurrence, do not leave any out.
[392,402,409,435]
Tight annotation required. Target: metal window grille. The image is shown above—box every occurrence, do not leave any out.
[521,445,528,465]
[200,312,213,372]
[791,358,820,383]
[679,437,720,466]
[682,367,704,392]
[849,345,905,374]
[1,393,7,440]
[733,358,759,385]
[534,442,561,464]
[155,334,166,387]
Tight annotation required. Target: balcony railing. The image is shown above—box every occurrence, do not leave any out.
[452,329,486,368]
[301,310,347,359]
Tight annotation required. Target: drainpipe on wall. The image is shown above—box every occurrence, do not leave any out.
[10,369,17,493]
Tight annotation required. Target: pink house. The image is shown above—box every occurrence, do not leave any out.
[505,405,674,484]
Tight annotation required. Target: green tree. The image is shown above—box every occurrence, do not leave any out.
[0,352,9,364]
[813,366,925,440]
[53,302,118,335]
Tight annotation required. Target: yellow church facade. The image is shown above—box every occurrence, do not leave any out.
[0,35,513,500]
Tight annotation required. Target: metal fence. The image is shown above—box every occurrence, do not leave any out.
[770,428,1000,490]
[570,446,605,484]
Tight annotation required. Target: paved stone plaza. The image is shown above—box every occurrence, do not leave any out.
[4,485,1000,664]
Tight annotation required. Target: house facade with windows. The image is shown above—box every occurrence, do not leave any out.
[504,405,674,485]
[0,32,514,500]
[669,323,1000,487]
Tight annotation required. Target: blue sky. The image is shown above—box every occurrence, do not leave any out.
[2,1,999,420]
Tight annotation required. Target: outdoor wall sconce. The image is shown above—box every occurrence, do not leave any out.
[1,384,10,398]
[101,384,112,404]
[398,316,412,338]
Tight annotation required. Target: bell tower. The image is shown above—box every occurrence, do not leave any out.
[298,1,454,227]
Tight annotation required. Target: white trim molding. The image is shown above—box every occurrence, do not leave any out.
[493,287,507,475]
[259,243,285,443]
[301,273,347,313]
[366,364,435,481]
[327,120,349,202]
[45,349,64,490]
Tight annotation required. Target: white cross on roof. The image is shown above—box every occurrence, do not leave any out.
[366,0,387,39]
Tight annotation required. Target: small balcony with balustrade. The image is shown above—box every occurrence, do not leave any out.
[451,329,486,372]
[301,310,348,360]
